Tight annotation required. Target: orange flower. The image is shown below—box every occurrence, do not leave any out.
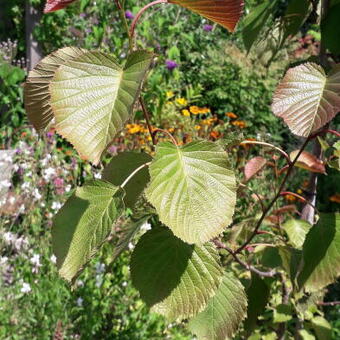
[199,107,211,114]
[210,131,220,140]
[232,120,246,128]
[65,150,73,156]
[329,193,340,203]
[285,194,296,202]
[225,112,237,119]
[189,106,201,115]
[21,132,27,137]
[168,128,175,133]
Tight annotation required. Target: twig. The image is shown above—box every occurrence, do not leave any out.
[317,301,340,306]
[153,128,178,146]
[139,98,156,146]
[280,191,318,214]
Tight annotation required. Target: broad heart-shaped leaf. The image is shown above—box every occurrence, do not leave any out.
[244,156,267,181]
[102,152,152,209]
[290,150,326,174]
[24,47,84,132]
[283,219,312,249]
[188,272,247,340]
[130,227,223,320]
[242,0,278,52]
[50,50,153,165]
[52,180,125,282]
[44,0,78,13]
[145,140,237,244]
[169,0,244,32]
[272,63,340,137]
[298,213,340,292]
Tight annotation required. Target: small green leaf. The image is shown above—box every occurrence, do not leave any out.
[299,329,316,340]
[244,273,271,333]
[310,316,332,340]
[50,50,153,165]
[298,213,340,292]
[130,227,223,320]
[279,246,302,285]
[145,140,236,244]
[52,180,125,281]
[188,272,247,340]
[242,0,278,52]
[24,47,84,131]
[283,219,312,249]
[102,152,152,209]
[273,304,292,323]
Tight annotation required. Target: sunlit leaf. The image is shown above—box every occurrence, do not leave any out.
[244,156,267,181]
[130,227,223,320]
[298,213,340,292]
[272,63,340,137]
[145,140,237,244]
[169,0,244,32]
[52,180,125,281]
[273,304,292,323]
[299,329,316,340]
[290,150,326,174]
[44,0,78,13]
[283,219,312,249]
[24,47,84,131]
[50,50,153,165]
[188,272,247,340]
[102,152,152,209]
[310,316,332,340]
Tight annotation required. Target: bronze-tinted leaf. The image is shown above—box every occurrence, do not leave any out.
[290,150,326,174]
[272,63,340,137]
[44,0,78,13]
[244,156,267,181]
[169,0,244,32]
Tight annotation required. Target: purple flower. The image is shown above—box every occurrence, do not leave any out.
[203,24,213,32]
[125,10,134,19]
[165,60,178,70]
[79,13,86,19]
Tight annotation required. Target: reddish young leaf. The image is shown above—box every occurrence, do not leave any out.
[244,156,267,181]
[290,150,326,174]
[169,0,244,32]
[44,0,77,13]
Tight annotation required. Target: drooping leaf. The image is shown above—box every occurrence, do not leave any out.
[282,0,312,41]
[169,0,244,32]
[310,316,332,340]
[52,180,125,281]
[242,0,278,52]
[44,0,78,13]
[24,47,84,131]
[261,247,282,269]
[283,219,312,249]
[188,272,247,340]
[272,63,340,137]
[244,156,267,181]
[244,273,271,333]
[273,304,293,323]
[278,246,302,285]
[50,50,153,165]
[145,140,237,244]
[290,150,326,174]
[321,4,340,55]
[130,227,223,320]
[298,213,340,292]
[102,152,152,209]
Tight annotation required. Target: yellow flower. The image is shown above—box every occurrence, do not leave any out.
[199,107,210,114]
[297,189,303,194]
[166,91,174,98]
[329,193,340,203]
[126,124,142,134]
[194,125,201,131]
[176,97,188,106]
[189,106,201,115]
[202,118,214,126]
[232,120,246,128]
[182,109,190,117]
[226,112,237,119]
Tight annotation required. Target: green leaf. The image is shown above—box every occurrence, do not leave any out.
[24,47,84,131]
[102,152,152,209]
[299,329,316,340]
[244,273,271,333]
[188,272,247,340]
[283,219,312,249]
[242,0,278,52]
[169,0,244,32]
[279,246,302,285]
[145,140,236,244]
[272,63,340,137]
[130,227,223,320]
[298,213,340,292]
[321,4,340,55]
[273,304,293,323]
[50,50,153,165]
[282,0,312,41]
[310,316,332,340]
[52,180,125,281]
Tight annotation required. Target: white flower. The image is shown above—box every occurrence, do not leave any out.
[43,167,56,180]
[50,254,57,264]
[76,297,83,307]
[122,281,128,287]
[95,275,103,287]
[30,254,41,266]
[14,236,29,251]
[140,221,151,231]
[128,242,134,250]
[94,172,102,179]
[51,201,62,211]
[8,196,15,205]
[65,185,72,192]
[20,282,31,294]
[21,182,30,190]
[33,188,42,200]
[95,262,105,274]
[76,280,84,287]
[0,179,11,189]
[0,256,8,265]
[3,231,15,243]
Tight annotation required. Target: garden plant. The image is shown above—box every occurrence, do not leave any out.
[4,0,340,338]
